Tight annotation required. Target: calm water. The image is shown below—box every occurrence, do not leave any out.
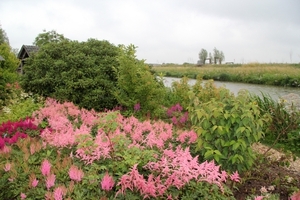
[163,77,300,100]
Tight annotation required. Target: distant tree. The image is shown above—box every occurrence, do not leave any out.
[219,51,225,64]
[213,47,225,64]
[198,49,208,65]
[0,24,9,45]
[213,47,219,64]
[33,30,69,47]
[209,52,212,64]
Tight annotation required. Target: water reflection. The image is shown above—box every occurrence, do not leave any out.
[163,77,300,100]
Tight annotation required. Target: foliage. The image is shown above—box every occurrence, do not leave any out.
[0,99,239,199]
[0,43,19,108]
[0,24,9,45]
[20,38,120,111]
[114,44,166,118]
[0,82,43,124]
[188,89,271,172]
[213,47,225,64]
[166,76,223,109]
[251,93,300,156]
[33,30,69,47]
[198,48,208,65]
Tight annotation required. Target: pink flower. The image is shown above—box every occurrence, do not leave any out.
[32,178,39,187]
[254,196,264,200]
[134,103,141,111]
[4,163,11,172]
[53,187,64,200]
[230,171,240,182]
[290,190,300,200]
[0,145,11,154]
[101,172,115,191]
[68,165,84,182]
[46,174,56,190]
[41,159,51,176]
[20,193,26,199]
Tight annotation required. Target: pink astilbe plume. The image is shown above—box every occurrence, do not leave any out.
[53,186,66,200]
[117,164,167,198]
[230,171,241,182]
[143,146,231,193]
[0,145,11,154]
[68,165,84,182]
[75,131,112,164]
[32,178,39,188]
[46,174,56,190]
[20,193,26,199]
[3,163,11,172]
[177,130,197,144]
[33,98,97,148]
[41,159,51,176]
[290,190,300,200]
[101,172,115,191]
[117,115,173,149]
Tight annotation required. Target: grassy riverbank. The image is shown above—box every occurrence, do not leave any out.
[152,63,300,87]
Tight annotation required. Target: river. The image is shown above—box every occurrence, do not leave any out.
[163,77,300,100]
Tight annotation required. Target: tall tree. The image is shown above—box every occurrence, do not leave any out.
[198,49,208,65]
[0,24,9,45]
[213,47,225,64]
[33,30,68,47]
[208,52,212,64]
[219,51,225,64]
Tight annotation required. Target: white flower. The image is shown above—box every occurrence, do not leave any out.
[260,186,268,194]
[2,106,11,113]
[267,185,275,191]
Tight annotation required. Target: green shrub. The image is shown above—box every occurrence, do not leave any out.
[20,39,120,111]
[0,83,43,123]
[114,44,166,118]
[251,93,300,156]
[0,43,19,108]
[188,89,271,172]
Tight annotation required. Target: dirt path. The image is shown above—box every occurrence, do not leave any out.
[252,142,300,174]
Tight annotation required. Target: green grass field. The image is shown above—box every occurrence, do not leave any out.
[152,63,300,87]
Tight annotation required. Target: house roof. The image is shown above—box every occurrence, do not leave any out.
[17,45,39,59]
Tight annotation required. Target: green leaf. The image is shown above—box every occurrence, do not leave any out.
[232,142,240,150]
[204,150,214,159]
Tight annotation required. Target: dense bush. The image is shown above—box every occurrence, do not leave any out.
[20,39,120,111]
[251,93,300,156]
[114,44,166,118]
[0,43,19,108]
[0,82,43,124]
[188,89,271,172]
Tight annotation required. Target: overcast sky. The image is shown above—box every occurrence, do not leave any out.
[1,0,300,64]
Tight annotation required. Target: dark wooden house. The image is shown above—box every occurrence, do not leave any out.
[17,45,39,74]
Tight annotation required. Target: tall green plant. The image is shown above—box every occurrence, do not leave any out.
[188,89,271,172]
[251,93,300,156]
[0,43,19,108]
[114,44,166,118]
